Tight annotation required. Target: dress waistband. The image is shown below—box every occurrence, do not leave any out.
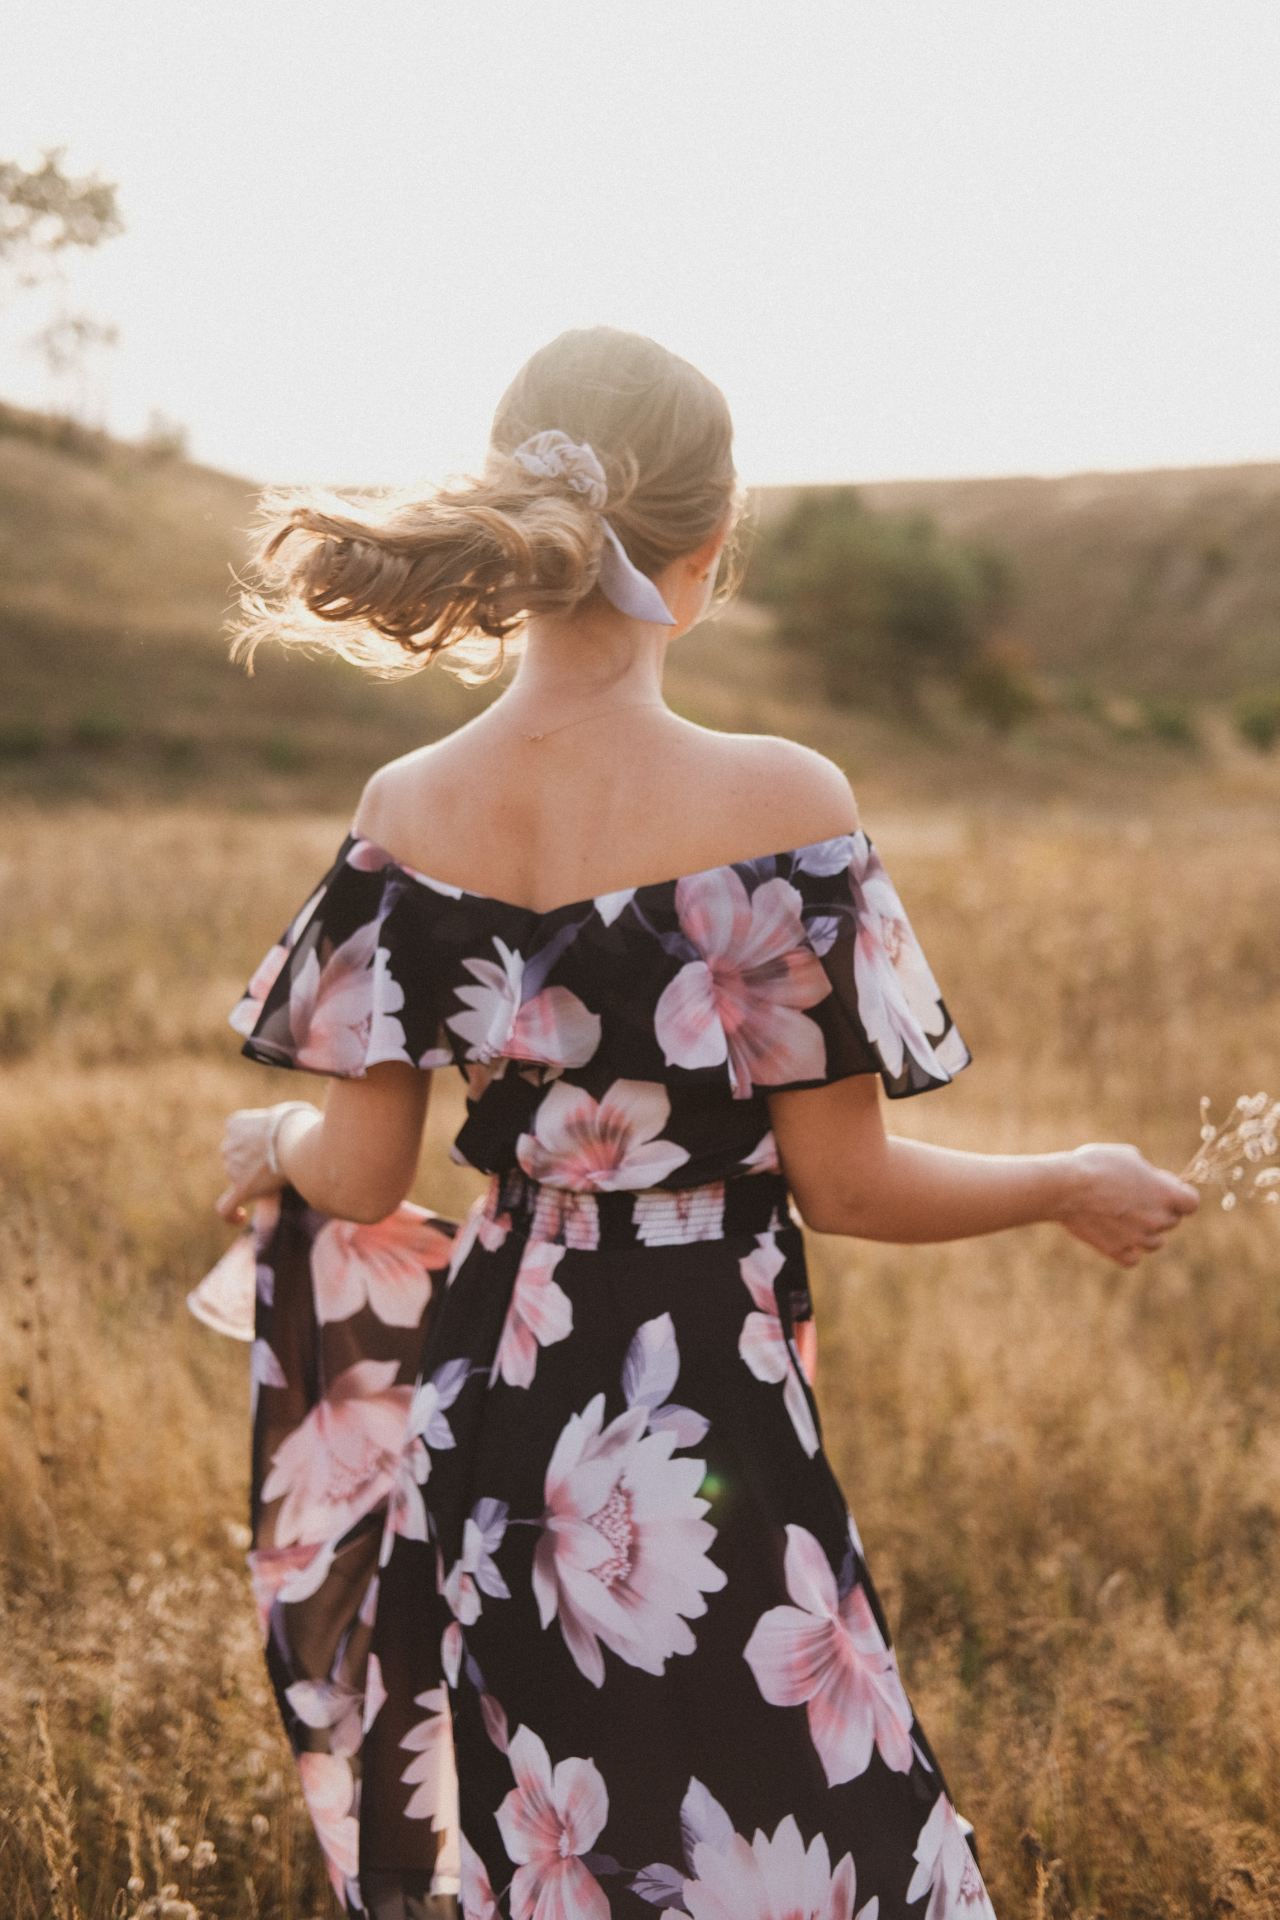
[479,1166,798,1251]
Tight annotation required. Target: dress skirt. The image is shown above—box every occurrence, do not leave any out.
[191,1166,995,1919]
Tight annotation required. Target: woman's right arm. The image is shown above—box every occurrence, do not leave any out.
[768,1072,1201,1267]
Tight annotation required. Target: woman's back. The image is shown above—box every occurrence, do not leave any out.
[352,708,861,918]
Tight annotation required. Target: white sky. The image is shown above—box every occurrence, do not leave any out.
[3,0,1278,488]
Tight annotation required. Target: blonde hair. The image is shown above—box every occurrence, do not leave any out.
[227,325,750,685]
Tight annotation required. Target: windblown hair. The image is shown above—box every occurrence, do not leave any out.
[227,325,751,685]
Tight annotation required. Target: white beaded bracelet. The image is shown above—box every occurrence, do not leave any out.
[266,1101,318,1178]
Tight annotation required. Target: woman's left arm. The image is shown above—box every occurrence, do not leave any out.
[215,1062,432,1226]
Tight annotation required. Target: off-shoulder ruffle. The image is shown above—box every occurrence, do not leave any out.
[229,836,455,1079]
[737,832,974,1100]
[227,826,973,1147]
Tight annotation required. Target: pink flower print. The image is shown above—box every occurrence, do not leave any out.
[284,1675,364,1756]
[532,1390,726,1687]
[495,1724,610,1920]
[260,1358,412,1547]
[442,1498,511,1625]
[313,1209,454,1327]
[744,1522,914,1787]
[676,1808,875,1920]
[492,1241,572,1389]
[287,916,410,1074]
[654,867,830,1098]
[444,1194,497,1288]
[848,835,957,1083]
[447,936,601,1071]
[246,1538,335,1642]
[399,1685,460,1836]
[380,1356,470,1561]
[794,1314,818,1386]
[905,1792,997,1918]
[461,1831,499,1920]
[737,1235,819,1457]
[516,1078,690,1190]
[228,940,293,1036]
[296,1751,359,1889]
[481,1691,510,1752]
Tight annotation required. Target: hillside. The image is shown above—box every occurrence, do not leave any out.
[754,462,1280,699]
[3,399,1279,816]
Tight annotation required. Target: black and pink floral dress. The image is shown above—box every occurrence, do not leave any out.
[192,820,997,1919]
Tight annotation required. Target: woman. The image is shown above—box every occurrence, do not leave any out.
[210,325,1200,1919]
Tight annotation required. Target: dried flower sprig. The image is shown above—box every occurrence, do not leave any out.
[1179,1091,1280,1210]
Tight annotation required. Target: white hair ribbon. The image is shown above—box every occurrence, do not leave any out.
[510,428,678,626]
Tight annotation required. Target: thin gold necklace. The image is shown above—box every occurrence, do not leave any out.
[513,699,669,742]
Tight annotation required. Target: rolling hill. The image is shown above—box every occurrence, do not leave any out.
[3,397,1278,814]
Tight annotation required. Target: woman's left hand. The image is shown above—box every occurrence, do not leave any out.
[215,1103,320,1224]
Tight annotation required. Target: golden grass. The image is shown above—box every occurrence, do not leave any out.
[3,795,1280,1917]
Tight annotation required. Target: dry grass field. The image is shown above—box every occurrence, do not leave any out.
[3,777,1280,1919]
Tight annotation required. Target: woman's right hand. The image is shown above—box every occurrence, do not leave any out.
[1056,1142,1201,1267]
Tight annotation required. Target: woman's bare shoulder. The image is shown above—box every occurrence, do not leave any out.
[352,724,860,868]
[693,728,862,846]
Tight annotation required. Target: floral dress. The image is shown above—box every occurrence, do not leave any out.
[193,821,998,1920]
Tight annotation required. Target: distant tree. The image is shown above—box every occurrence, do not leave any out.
[0,146,124,428]
[0,146,123,306]
[28,311,119,426]
[958,635,1041,734]
[745,486,1018,720]
[1233,688,1280,753]
[138,407,190,461]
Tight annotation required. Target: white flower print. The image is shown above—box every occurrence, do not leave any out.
[532,1387,726,1687]
[380,1357,471,1562]
[399,1684,460,1834]
[905,1791,997,1918]
[737,1234,819,1457]
[495,1724,610,1920]
[250,1337,287,1422]
[654,866,830,1098]
[739,1128,781,1175]
[312,1210,454,1327]
[671,1798,878,1920]
[284,1675,365,1757]
[743,1522,914,1786]
[491,1240,572,1389]
[443,1498,511,1625]
[296,1750,360,1889]
[447,935,602,1070]
[461,1831,499,1920]
[362,1649,387,1733]
[847,834,956,1084]
[516,1078,691,1189]
[594,886,636,925]
[794,835,861,878]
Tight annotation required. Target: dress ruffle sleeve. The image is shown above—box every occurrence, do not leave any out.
[229,831,454,1079]
[759,830,974,1099]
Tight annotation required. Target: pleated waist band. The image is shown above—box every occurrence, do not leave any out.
[478,1165,798,1251]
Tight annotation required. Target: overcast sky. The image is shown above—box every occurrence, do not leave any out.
[4,0,1278,488]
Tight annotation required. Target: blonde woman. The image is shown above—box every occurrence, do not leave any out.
[211,326,1199,1919]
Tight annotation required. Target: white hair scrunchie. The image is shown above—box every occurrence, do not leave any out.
[510,428,677,626]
